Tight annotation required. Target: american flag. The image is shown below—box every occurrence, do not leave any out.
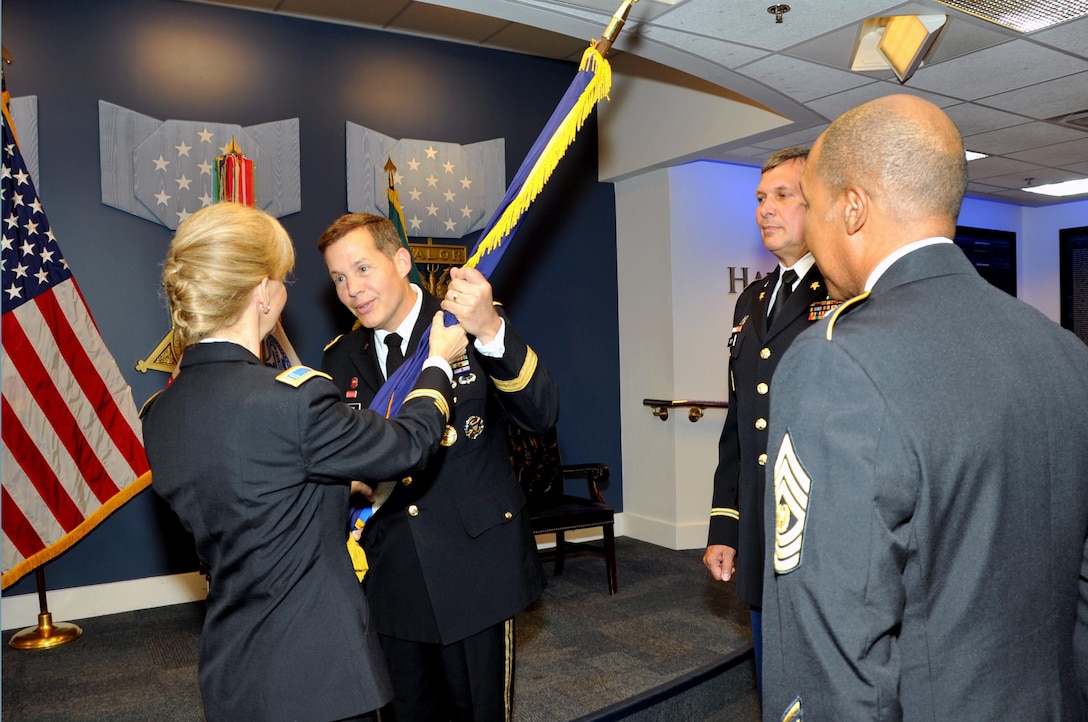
[1,104,150,589]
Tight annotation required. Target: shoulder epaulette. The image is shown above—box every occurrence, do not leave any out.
[825,291,871,341]
[139,390,164,419]
[747,275,771,292]
[276,365,333,387]
[323,334,344,352]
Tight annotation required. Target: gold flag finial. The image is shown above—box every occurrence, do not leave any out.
[593,0,638,57]
[384,156,397,190]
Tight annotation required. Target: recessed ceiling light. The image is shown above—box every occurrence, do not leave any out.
[965,150,988,161]
[1021,178,1088,197]
[933,0,1088,33]
[851,15,947,83]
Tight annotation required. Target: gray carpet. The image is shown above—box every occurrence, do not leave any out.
[2,537,758,721]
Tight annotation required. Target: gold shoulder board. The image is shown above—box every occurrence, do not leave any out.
[276,365,333,388]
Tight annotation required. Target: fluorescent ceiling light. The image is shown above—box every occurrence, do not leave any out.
[852,15,947,83]
[965,150,988,161]
[1021,178,1088,197]
[933,0,1088,33]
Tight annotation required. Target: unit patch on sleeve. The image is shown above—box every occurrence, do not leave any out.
[773,431,812,574]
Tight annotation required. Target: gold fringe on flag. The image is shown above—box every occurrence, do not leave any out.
[466,46,612,269]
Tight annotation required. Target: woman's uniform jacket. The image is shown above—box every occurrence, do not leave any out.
[143,341,453,722]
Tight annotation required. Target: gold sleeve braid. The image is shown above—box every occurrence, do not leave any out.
[710,507,740,521]
[491,346,538,393]
[403,388,451,420]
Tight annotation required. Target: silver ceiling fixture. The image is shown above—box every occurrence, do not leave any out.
[932,0,1088,32]
[767,4,791,24]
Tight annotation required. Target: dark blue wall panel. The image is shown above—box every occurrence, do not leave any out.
[2,0,621,593]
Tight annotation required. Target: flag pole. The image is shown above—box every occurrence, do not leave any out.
[593,0,637,57]
[8,568,83,650]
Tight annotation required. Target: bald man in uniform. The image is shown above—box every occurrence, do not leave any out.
[761,95,1088,720]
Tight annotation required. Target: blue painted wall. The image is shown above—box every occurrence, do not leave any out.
[2,0,620,593]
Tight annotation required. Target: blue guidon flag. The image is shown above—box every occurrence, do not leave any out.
[346,24,623,545]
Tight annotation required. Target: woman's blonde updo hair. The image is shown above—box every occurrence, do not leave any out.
[162,203,295,350]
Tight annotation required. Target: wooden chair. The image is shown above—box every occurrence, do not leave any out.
[508,425,617,595]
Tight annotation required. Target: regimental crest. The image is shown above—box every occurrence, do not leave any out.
[773,431,812,574]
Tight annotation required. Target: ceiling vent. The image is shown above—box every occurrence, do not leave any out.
[1047,110,1088,132]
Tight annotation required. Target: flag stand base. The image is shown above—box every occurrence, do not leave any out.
[8,612,82,650]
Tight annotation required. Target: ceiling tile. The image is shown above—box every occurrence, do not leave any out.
[535,0,677,23]
[980,167,1084,189]
[977,71,1088,119]
[649,0,902,52]
[641,27,769,67]
[1006,137,1088,167]
[734,54,873,103]
[965,155,1043,180]
[904,40,1088,100]
[807,81,957,121]
[964,120,1085,155]
[1028,17,1088,59]
[942,102,1031,136]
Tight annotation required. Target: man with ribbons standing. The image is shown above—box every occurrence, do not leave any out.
[703,146,836,693]
[319,213,558,721]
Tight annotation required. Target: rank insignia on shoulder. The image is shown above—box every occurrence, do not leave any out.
[808,299,841,321]
[323,334,345,352]
[773,431,811,574]
[276,365,333,387]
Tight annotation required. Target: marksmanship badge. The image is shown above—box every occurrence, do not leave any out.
[773,431,811,574]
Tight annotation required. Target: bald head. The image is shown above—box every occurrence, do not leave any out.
[800,96,969,299]
[813,94,967,227]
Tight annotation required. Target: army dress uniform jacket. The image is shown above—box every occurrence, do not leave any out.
[762,243,1088,720]
[322,293,558,645]
[708,264,831,608]
[143,342,453,722]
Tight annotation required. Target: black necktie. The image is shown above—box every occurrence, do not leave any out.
[384,333,404,378]
[768,269,798,327]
